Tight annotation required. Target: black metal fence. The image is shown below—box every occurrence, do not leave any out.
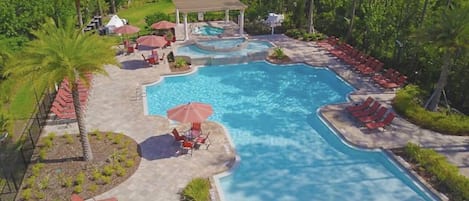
[0,88,56,201]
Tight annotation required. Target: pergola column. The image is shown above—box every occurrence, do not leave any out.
[239,9,244,35]
[225,10,230,23]
[183,13,189,40]
[176,9,180,25]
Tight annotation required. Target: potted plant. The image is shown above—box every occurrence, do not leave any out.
[174,58,187,68]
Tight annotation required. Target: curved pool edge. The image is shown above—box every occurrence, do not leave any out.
[142,66,201,115]
[316,106,444,201]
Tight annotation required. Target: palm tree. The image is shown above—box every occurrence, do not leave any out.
[307,0,315,34]
[5,18,118,161]
[75,0,83,27]
[420,7,469,111]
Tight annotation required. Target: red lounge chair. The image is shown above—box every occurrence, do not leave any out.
[381,75,407,89]
[127,46,134,54]
[196,132,211,150]
[358,107,388,123]
[171,128,186,142]
[372,68,395,83]
[181,139,195,156]
[51,106,76,119]
[365,112,396,130]
[346,97,374,112]
[351,101,381,118]
[360,60,383,75]
[71,193,118,201]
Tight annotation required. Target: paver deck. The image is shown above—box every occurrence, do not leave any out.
[42,34,469,201]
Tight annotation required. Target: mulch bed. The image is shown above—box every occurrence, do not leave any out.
[169,62,191,73]
[266,55,293,64]
[17,132,141,201]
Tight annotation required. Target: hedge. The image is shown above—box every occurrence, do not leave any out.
[393,85,469,135]
[403,143,469,201]
[181,178,211,201]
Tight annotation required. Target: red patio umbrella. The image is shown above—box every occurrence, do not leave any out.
[136,35,167,48]
[151,20,176,30]
[113,25,140,34]
[167,102,213,123]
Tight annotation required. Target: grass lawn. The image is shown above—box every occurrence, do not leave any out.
[118,0,175,30]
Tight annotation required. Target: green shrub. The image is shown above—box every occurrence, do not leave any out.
[113,134,123,145]
[92,169,101,181]
[175,58,187,68]
[272,47,285,60]
[24,176,36,189]
[124,159,135,168]
[393,85,469,135]
[31,163,44,176]
[181,178,211,201]
[21,188,32,200]
[63,132,74,144]
[145,12,171,27]
[96,132,103,141]
[115,165,126,177]
[73,185,83,193]
[90,129,100,136]
[101,176,111,184]
[102,165,114,176]
[42,138,53,149]
[47,132,56,141]
[38,176,49,189]
[35,190,45,199]
[63,177,73,188]
[285,29,305,39]
[403,143,469,201]
[39,149,47,161]
[88,184,98,192]
[75,172,85,185]
[106,132,114,141]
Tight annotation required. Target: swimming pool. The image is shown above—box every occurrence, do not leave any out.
[193,25,224,36]
[176,39,273,59]
[145,62,437,201]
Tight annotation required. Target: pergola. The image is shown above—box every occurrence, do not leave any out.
[173,0,248,40]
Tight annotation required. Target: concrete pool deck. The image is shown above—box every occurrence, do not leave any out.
[42,34,468,201]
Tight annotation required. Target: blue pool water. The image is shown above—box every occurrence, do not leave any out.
[145,62,437,201]
[193,25,224,36]
[176,39,273,58]
[197,38,245,48]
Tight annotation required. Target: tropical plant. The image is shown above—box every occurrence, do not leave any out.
[174,58,187,68]
[418,6,469,111]
[272,47,285,60]
[4,17,118,161]
[181,178,210,201]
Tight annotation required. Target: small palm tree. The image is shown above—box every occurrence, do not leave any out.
[272,47,286,60]
[419,7,469,111]
[5,18,118,161]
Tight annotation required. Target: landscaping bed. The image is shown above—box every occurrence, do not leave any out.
[17,131,141,201]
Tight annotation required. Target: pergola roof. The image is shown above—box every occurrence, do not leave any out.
[173,0,247,13]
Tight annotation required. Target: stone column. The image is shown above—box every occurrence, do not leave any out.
[176,9,180,25]
[239,10,244,35]
[184,13,189,40]
[225,10,230,23]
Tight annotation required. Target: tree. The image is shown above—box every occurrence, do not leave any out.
[345,0,358,43]
[307,0,315,33]
[75,0,84,27]
[420,7,469,111]
[4,18,118,161]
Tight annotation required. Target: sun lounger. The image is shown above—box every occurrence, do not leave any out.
[365,112,396,130]
[351,101,381,118]
[380,75,407,89]
[346,97,374,112]
[358,107,388,123]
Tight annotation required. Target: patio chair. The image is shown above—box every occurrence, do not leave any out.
[372,68,395,83]
[171,128,186,143]
[358,106,388,123]
[351,101,381,118]
[365,112,396,130]
[126,46,134,55]
[181,139,195,156]
[346,97,374,112]
[195,132,211,150]
[191,122,202,138]
[71,193,118,201]
[380,75,407,89]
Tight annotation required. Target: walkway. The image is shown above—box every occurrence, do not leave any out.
[42,34,469,201]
